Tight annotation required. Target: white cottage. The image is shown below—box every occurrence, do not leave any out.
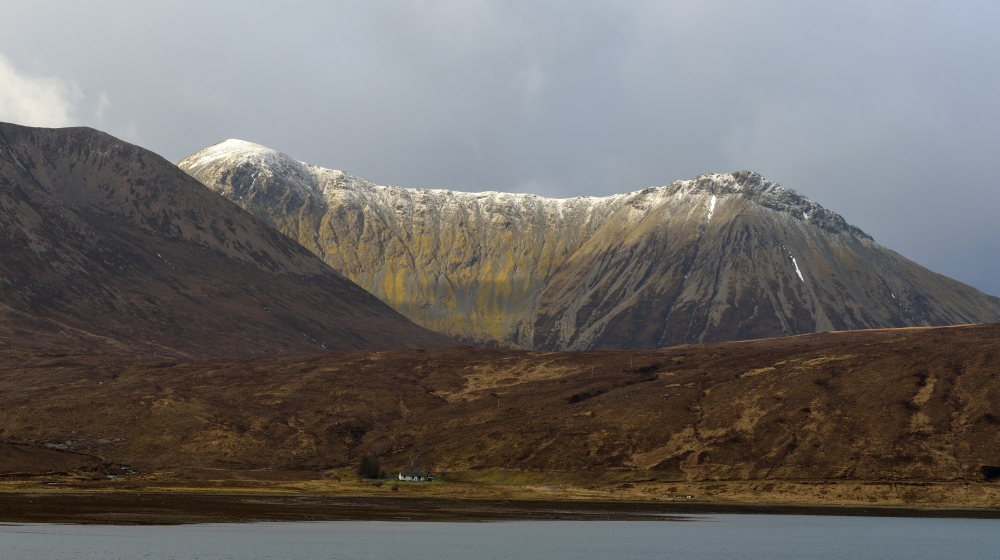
[398,470,426,481]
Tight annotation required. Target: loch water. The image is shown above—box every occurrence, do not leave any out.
[2,514,998,559]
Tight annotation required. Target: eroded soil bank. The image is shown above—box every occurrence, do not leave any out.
[2,471,1000,524]
[2,490,1000,525]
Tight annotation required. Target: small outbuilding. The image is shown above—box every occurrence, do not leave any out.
[398,470,426,482]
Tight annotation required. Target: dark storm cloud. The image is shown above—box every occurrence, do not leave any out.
[2,1,999,294]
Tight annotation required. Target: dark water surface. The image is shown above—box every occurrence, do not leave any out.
[2,515,998,559]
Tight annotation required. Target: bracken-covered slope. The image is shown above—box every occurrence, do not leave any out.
[0,123,453,357]
[180,140,1000,350]
[3,325,1000,486]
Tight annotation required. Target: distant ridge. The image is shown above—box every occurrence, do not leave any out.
[180,139,1000,350]
[0,123,454,357]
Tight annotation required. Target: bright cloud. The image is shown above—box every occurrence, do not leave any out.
[0,53,76,127]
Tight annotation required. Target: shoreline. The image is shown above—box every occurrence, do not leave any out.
[1,492,999,525]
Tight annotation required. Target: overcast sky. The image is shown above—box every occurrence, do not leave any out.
[2,1,999,295]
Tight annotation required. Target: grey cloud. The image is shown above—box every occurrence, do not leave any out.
[0,52,78,127]
[2,0,999,294]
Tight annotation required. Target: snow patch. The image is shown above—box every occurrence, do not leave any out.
[707,195,717,221]
[791,256,804,282]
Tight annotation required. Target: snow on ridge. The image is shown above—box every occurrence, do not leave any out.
[187,143,798,213]
[188,142,679,208]
[181,139,276,169]
[185,141,858,236]
[186,141,776,213]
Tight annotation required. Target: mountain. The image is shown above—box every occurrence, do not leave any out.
[0,123,453,357]
[180,140,1000,350]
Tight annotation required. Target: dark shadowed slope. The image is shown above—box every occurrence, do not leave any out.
[0,123,453,357]
[181,140,1000,350]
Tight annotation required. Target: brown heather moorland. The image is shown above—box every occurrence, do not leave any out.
[2,324,1000,514]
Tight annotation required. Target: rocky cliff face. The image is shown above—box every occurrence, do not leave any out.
[0,124,453,356]
[180,140,1000,350]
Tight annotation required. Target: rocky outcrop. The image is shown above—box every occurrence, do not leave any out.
[180,140,1000,350]
[0,124,453,357]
